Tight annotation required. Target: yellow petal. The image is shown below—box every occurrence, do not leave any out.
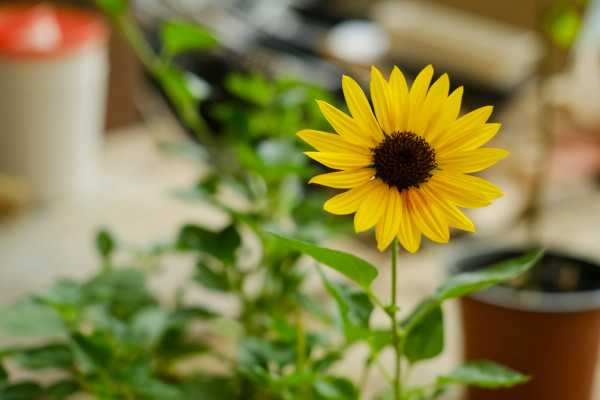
[297,129,370,155]
[413,73,449,136]
[342,75,383,142]
[429,171,503,208]
[370,67,394,135]
[438,148,509,173]
[426,86,463,143]
[398,191,422,253]
[309,168,375,189]
[376,187,402,251]
[450,123,502,152]
[434,106,493,152]
[408,189,450,243]
[317,100,374,147]
[324,179,380,215]
[354,181,388,232]
[305,151,372,170]
[421,184,475,232]
[389,66,409,132]
[407,65,434,133]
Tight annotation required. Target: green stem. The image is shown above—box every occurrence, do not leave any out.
[98,2,216,149]
[295,310,309,400]
[389,240,403,400]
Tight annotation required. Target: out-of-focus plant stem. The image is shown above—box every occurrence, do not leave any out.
[388,240,403,400]
[96,2,217,151]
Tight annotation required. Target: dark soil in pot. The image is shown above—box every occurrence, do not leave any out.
[455,248,600,400]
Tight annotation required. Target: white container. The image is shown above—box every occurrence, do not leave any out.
[0,5,108,201]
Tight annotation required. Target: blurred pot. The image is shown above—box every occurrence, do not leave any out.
[454,248,600,400]
[0,5,108,201]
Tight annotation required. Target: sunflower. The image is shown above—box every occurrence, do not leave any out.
[298,65,507,253]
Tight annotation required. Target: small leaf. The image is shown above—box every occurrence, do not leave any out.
[95,0,127,15]
[161,21,218,57]
[13,343,73,370]
[0,381,43,399]
[313,376,358,400]
[367,329,393,358]
[95,228,116,259]
[312,351,342,372]
[195,262,230,291]
[402,250,543,340]
[177,224,241,264]
[318,270,373,342]
[0,301,65,337]
[0,362,7,386]
[226,73,275,107]
[544,4,582,49]
[438,361,529,389]
[404,306,444,363]
[130,308,170,348]
[84,268,156,320]
[179,376,236,399]
[46,380,80,399]
[70,333,112,374]
[435,250,544,302]
[269,233,378,289]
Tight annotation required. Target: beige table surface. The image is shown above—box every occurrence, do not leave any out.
[1,125,600,399]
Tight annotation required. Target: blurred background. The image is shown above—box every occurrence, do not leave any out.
[1,0,600,399]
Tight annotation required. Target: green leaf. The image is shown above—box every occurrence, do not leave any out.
[544,4,582,49]
[0,362,7,387]
[70,333,112,374]
[170,305,218,321]
[402,250,544,335]
[312,351,342,372]
[0,381,43,400]
[226,73,275,107]
[130,307,170,349]
[318,270,373,342]
[161,21,218,57]
[179,376,236,399]
[177,224,241,265]
[84,269,156,320]
[268,233,378,289]
[156,65,207,135]
[126,363,182,400]
[404,306,444,364]
[195,262,230,291]
[0,301,65,337]
[13,343,73,370]
[95,228,116,259]
[46,380,79,399]
[313,376,358,400]
[367,329,393,358]
[434,250,544,302]
[238,337,296,372]
[438,361,529,389]
[95,0,127,15]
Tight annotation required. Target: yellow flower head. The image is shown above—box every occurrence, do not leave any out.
[298,65,507,253]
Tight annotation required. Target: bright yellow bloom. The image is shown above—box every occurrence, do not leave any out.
[299,65,507,253]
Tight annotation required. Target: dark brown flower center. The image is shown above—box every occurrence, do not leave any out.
[372,131,437,192]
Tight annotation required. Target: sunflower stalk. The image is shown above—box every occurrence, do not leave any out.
[389,239,404,400]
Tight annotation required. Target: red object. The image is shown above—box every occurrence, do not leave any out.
[0,4,107,59]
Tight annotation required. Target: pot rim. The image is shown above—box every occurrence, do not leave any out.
[450,245,600,313]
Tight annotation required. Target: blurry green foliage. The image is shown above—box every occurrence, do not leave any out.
[543,1,585,49]
[0,4,537,400]
[161,21,218,58]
